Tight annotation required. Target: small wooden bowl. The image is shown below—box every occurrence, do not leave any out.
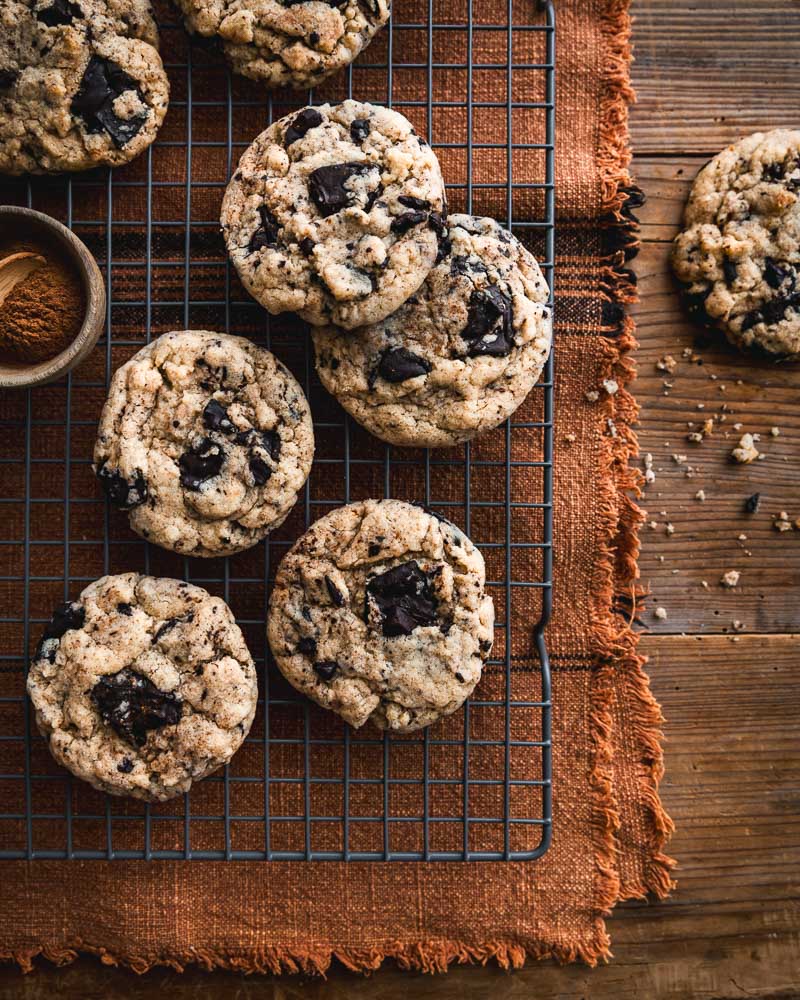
[0,206,105,389]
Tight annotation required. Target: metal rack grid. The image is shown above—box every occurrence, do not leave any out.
[0,0,555,861]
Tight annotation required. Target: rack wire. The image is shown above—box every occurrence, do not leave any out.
[0,0,554,861]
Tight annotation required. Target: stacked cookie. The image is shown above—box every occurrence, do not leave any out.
[221,99,554,447]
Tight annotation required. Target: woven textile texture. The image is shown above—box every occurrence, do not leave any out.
[0,0,675,972]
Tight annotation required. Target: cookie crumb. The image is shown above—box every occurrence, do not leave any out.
[602,378,619,395]
[665,522,675,536]
[585,390,599,403]
[656,354,677,373]
[695,489,706,501]
[731,433,760,464]
[773,511,793,532]
[770,426,780,437]
[653,606,668,621]
[720,570,740,588]
[737,533,747,542]
[643,453,655,484]
[700,580,709,589]
[563,432,576,444]
[672,453,687,465]
[732,620,745,632]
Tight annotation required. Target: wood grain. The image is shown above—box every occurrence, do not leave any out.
[631,1,800,155]
[2,634,798,1000]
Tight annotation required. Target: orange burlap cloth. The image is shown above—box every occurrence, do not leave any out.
[0,0,674,972]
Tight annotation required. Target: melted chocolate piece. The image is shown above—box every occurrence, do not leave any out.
[91,668,182,748]
[249,455,271,485]
[249,205,281,252]
[740,291,800,332]
[764,258,795,291]
[71,56,148,147]
[299,237,315,256]
[722,257,738,285]
[153,612,193,643]
[249,429,281,486]
[398,195,431,211]
[117,757,134,773]
[96,462,148,510]
[34,602,86,662]
[313,660,339,681]
[259,429,281,462]
[202,398,235,434]
[324,575,345,607]
[450,254,487,278]
[308,162,378,218]
[377,347,431,383]
[284,107,323,147]
[179,438,224,490]
[0,69,18,89]
[462,286,514,358]
[116,602,133,616]
[350,118,371,143]
[297,637,317,656]
[366,560,438,637]
[37,0,82,25]
[391,210,428,235]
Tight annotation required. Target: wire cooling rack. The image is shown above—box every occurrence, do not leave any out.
[0,0,554,861]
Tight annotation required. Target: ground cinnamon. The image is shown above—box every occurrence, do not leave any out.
[0,239,85,365]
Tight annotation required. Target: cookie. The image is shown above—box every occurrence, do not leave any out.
[267,499,494,733]
[27,573,258,801]
[312,214,552,447]
[94,330,314,558]
[173,0,390,90]
[0,0,169,175]
[672,129,800,358]
[221,100,447,330]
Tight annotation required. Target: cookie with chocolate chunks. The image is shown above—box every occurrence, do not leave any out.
[172,0,390,90]
[221,100,447,329]
[267,499,494,733]
[0,0,169,174]
[312,215,552,447]
[94,330,314,557]
[27,573,257,801]
[672,129,800,359]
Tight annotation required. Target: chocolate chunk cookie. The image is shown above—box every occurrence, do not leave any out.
[27,573,258,801]
[0,0,169,174]
[221,101,447,329]
[312,214,552,447]
[672,129,800,358]
[172,0,390,90]
[267,499,494,732]
[94,331,314,557]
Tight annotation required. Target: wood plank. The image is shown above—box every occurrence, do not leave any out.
[630,1,800,155]
[628,156,800,635]
[2,635,798,999]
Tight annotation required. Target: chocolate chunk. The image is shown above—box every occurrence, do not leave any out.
[479,638,493,653]
[34,601,86,662]
[391,210,428,234]
[308,30,320,45]
[308,162,378,218]
[249,455,272,485]
[202,398,235,434]
[259,429,281,462]
[455,671,465,683]
[37,0,82,25]
[179,438,224,490]
[153,612,192,643]
[368,542,381,556]
[249,205,281,252]
[745,492,761,513]
[117,757,134,773]
[91,668,181,748]
[763,161,785,182]
[324,575,345,607]
[398,195,431,211]
[284,107,323,147]
[450,255,487,278]
[722,257,738,285]
[116,602,133,616]
[377,347,431,383]
[249,429,281,485]
[313,660,339,681]
[71,56,147,147]
[0,69,18,89]
[297,636,317,656]
[366,560,438,637]
[96,462,147,510]
[299,237,315,256]
[462,286,514,357]
[350,118,371,143]
[764,258,795,291]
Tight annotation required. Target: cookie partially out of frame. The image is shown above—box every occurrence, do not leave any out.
[172,0,390,90]
[267,499,495,733]
[94,330,314,558]
[672,129,800,359]
[221,100,447,330]
[312,214,553,448]
[27,573,258,802]
[0,0,169,175]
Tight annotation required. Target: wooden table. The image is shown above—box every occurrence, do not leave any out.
[2,3,798,997]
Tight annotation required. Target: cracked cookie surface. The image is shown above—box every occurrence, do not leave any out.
[221,100,447,329]
[312,214,552,447]
[172,0,390,89]
[267,499,494,733]
[27,573,258,801]
[672,129,800,358]
[0,0,169,174]
[94,330,314,557]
